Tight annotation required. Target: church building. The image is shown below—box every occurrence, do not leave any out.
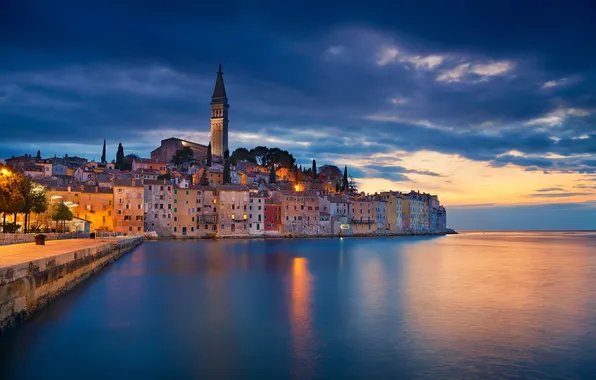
[150,65,230,163]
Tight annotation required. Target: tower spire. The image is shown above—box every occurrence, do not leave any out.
[212,64,227,101]
[210,64,229,157]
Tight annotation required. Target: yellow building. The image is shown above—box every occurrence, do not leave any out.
[113,179,144,235]
[47,185,114,231]
[352,198,377,234]
[172,186,198,237]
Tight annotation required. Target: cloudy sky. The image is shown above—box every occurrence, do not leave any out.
[1,1,595,229]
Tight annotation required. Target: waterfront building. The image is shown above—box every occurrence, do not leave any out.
[421,193,430,231]
[429,195,440,232]
[113,179,144,235]
[352,198,377,234]
[171,186,198,237]
[322,195,352,235]
[380,191,402,233]
[47,185,114,231]
[280,191,319,235]
[143,180,173,237]
[216,185,249,237]
[248,192,265,235]
[375,198,387,231]
[210,65,229,158]
[196,186,218,235]
[406,191,426,232]
[437,206,447,233]
[319,212,331,234]
[264,199,282,234]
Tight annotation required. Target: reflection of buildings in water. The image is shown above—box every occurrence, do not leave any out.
[290,257,316,377]
[400,238,595,356]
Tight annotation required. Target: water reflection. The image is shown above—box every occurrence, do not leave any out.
[401,233,596,376]
[289,257,316,378]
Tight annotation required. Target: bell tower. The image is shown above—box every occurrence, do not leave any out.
[210,64,229,158]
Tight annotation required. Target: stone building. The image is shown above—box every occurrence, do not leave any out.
[216,185,249,237]
[196,186,218,236]
[280,191,319,235]
[143,180,173,236]
[264,199,282,234]
[113,179,144,235]
[172,186,198,237]
[380,191,403,233]
[151,137,208,164]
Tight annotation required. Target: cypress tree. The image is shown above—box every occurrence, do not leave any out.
[342,165,349,193]
[101,139,106,163]
[223,149,231,184]
[207,142,212,166]
[36,150,41,160]
[116,143,125,170]
[312,159,317,179]
[269,165,276,184]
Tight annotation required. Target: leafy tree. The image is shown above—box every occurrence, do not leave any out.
[157,173,171,180]
[36,150,41,160]
[20,180,48,233]
[52,202,73,232]
[223,149,231,184]
[207,142,212,166]
[171,146,195,168]
[335,181,341,193]
[230,147,256,165]
[250,146,269,166]
[0,166,24,230]
[312,159,317,179]
[269,165,276,184]
[101,139,106,163]
[199,169,209,186]
[267,148,295,169]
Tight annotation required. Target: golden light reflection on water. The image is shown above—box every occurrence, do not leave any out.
[290,257,316,377]
[401,233,596,359]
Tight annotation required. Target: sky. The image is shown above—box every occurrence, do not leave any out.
[1,0,595,229]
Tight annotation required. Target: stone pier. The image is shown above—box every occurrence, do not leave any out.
[0,236,143,332]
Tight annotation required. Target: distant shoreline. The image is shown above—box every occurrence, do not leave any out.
[146,230,455,241]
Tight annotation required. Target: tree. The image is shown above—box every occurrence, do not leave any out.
[348,175,358,194]
[312,159,317,179]
[52,202,73,232]
[171,146,195,168]
[223,149,231,184]
[115,143,125,169]
[157,173,171,180]
[230,147,256,165]
[267,148,295,169]
[22,181,47,233]
[0,166,24,231]
[199,169,209,186]
[207,142,212,166]
[269,165,276,184]
[250,146,269,166]
[342,165,349,193]
[101,139,106,163]
[36,150,41,160]
[335,181,341,193]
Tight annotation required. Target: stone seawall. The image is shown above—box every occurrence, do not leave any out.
[0,236,143,332]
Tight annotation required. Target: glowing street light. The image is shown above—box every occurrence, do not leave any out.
[0,168,12,176]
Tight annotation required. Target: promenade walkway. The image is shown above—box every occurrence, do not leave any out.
[0,239,110,269]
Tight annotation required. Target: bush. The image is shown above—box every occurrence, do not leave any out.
[2,222,20,233]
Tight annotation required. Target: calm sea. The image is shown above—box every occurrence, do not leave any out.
[1,232,595,379]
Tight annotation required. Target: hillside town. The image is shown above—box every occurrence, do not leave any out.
[0,66,447,238]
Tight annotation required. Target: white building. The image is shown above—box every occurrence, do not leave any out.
[143,180,173,237]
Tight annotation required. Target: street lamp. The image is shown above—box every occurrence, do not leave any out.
[0,168,12,176]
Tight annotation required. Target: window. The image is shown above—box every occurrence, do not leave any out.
[258,199,261,203]
[186,190,189,195]
[160,186,164,191]
[191,227,194,232]
[174,227,177,232]
[192,217,195,222]
[160,195,164,200]
[138,204,141,209]
[174,189,178,194]
[174,208,177,213]
[174,199,178,204]
[174,216,177,221]
[148,185,152,190]
[168,186,171,191]
[117,210,122,215]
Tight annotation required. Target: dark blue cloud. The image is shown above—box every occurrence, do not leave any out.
[0,0,595,181]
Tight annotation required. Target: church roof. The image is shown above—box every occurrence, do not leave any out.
[211,64,227,102]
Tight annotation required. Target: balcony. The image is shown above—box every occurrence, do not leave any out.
[352,219,374,225]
